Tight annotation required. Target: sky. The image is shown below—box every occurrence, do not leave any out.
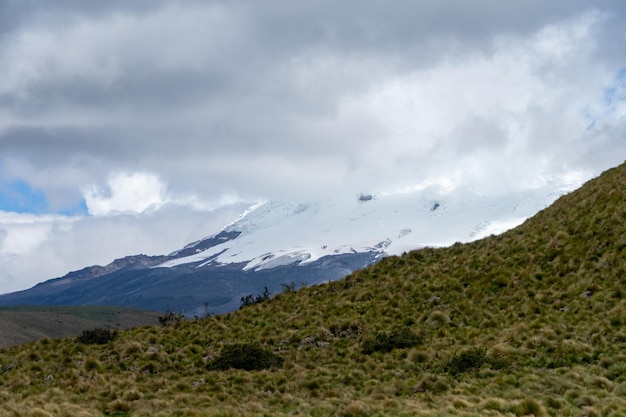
[1,0,626,294]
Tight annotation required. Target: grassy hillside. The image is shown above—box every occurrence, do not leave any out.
[0,161,625,416]
[0,306,163,348]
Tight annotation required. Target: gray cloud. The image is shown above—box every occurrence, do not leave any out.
[1,3,623,201]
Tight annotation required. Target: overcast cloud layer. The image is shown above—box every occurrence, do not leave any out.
[1,1,626,293]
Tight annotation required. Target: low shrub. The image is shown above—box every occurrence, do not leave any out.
[240,287,271,309]
[362,326,423,354]
[158,311,186,326]
[445,346,487,376]
[76,327,117,345]
[207,343,283,371]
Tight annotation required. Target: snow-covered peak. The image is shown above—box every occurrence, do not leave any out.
[157,183,574,271]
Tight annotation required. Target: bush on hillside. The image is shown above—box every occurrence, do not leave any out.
[240,287,271,309]
[158,311,186,326]
[444,346,487,376]
[206,343,283,371]
[77,327,118,345]
[362,326,423,354]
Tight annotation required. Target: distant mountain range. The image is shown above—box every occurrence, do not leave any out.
[0,181,577,315]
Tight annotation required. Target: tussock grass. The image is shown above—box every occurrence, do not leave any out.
[1,161,626,416]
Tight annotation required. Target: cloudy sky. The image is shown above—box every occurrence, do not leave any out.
[1,0,625,293]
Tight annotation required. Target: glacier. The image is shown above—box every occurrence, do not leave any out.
[156,182,573,272]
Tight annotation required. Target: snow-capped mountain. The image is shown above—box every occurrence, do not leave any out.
[0,182,575,315]
[157,183,572,272]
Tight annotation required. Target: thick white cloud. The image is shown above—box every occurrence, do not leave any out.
[83,172,168,216]
[82,171,246,216]
[1,1,626,292]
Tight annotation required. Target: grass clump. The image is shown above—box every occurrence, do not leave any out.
[414,374,449,394]
[514,397,545,416]
[361,325,423,354]
[206,343,283,371]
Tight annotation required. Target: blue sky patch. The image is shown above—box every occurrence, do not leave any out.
[603,67,626,111]
[0,179,48,214]
[58,199,89,216]
[585,67,626,131]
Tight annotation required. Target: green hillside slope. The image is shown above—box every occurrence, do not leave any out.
[1,161,625,416]
[0,306,163,348]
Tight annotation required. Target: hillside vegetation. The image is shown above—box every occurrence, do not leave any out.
[1,161,625,416]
